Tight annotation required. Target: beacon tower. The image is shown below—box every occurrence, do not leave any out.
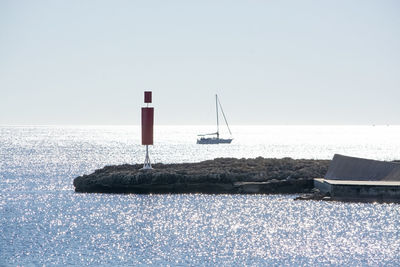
[141,91,154,169]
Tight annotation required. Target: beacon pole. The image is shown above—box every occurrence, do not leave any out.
[141,91,154,170]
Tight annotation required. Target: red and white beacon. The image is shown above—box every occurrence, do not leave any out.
[141,91,154,169]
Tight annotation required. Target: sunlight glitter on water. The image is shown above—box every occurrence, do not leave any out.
[1,126,400,265]
[2,193,400,266]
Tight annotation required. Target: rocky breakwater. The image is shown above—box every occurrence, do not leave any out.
[74,157,330,194]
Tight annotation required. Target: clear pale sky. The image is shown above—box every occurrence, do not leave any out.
[1,0,399,125]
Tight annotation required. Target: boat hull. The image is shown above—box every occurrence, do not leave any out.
[197,138,233,144]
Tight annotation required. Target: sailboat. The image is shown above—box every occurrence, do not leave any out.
[197,94,233,144]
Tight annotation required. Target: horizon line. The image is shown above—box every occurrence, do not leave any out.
[0,124,397,127]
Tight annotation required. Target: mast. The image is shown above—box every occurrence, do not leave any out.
[217,96,232,136]
[216,94,219,139]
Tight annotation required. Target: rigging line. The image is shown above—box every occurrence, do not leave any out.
[215,94,219,135]
[217,96,232,136]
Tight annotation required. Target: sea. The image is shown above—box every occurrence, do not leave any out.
[1,125,400,266]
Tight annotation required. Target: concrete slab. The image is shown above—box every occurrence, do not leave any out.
[325,154,400,181]
[314,178,400,202]
[318,178,400,186]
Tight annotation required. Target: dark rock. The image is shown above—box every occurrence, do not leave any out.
[73,157,330,194]
[294,188,331,201]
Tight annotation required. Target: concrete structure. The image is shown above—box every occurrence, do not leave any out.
[315,154,400,202]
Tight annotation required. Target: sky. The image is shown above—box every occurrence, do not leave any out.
[0,0,399,125]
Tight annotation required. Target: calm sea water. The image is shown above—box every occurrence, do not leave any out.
[1,125,400,266]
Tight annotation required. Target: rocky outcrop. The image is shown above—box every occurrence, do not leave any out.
[73,157,330,194]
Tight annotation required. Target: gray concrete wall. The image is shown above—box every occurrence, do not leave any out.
[314,179,332,194]
[331,184,400,202]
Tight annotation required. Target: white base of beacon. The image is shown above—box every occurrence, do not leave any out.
[141,145,152,170]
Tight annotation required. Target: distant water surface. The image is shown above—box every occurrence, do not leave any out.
[1,125,400,265]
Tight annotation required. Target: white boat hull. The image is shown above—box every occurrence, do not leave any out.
[197,138,233,144]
